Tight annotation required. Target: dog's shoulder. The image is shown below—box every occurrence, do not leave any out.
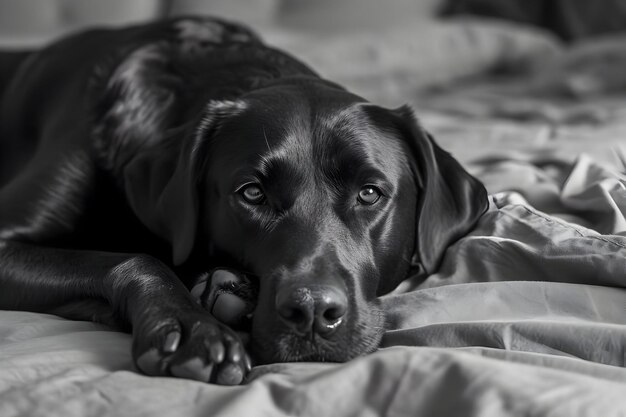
[89,17,315,175]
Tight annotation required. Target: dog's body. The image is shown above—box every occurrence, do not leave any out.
[0,17,487,384]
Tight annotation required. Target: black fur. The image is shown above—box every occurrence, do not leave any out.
[0,17,488,384]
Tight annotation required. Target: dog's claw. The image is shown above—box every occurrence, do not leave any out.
[244,354,252,373]
[163,331,181,353]
[229,348,241,363]
[223,332,242,362]
[209,340,225,363]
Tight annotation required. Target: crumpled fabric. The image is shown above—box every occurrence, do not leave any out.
[397,153,626,291]
[470,152,626,233]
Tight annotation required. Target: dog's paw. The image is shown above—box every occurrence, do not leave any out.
[133,307,251,385]
[190,269,257,330]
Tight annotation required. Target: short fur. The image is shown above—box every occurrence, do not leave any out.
[0,17,488,384]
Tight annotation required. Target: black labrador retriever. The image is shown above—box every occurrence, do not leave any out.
[0,17,487,384]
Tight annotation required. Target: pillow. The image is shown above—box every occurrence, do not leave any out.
[532,34,626,98]
[266,18,562,105]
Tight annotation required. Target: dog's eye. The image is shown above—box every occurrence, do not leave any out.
[239,184,266,205]
[357,185,382,205]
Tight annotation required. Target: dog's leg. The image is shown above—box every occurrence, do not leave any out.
[0,240,251,384]
[0,162,250,384]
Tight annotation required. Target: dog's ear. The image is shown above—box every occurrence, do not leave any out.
[391,105,488,275]
[123,100,247,265]
[92,42,252,265]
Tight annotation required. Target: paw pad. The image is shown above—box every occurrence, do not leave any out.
[190,269,257,329]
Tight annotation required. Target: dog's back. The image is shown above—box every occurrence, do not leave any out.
[0,18,316,187]
[0,24,176,186]
[0,50,33,185]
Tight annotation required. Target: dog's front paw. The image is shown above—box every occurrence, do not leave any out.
[133,307,251,385]
[190,269,257,330]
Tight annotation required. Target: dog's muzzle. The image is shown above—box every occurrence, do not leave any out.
[275,283,348,338]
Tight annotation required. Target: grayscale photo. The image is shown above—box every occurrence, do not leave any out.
[1,0,625,415]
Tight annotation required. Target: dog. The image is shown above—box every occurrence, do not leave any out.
[0,17,488,385]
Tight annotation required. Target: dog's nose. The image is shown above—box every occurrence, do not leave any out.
[276,285,348,337]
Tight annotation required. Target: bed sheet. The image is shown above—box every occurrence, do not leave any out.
[1,297,626,417]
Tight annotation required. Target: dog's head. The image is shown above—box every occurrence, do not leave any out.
[121,78,487,364]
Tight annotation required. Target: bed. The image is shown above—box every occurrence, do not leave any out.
[2,17,626,417]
